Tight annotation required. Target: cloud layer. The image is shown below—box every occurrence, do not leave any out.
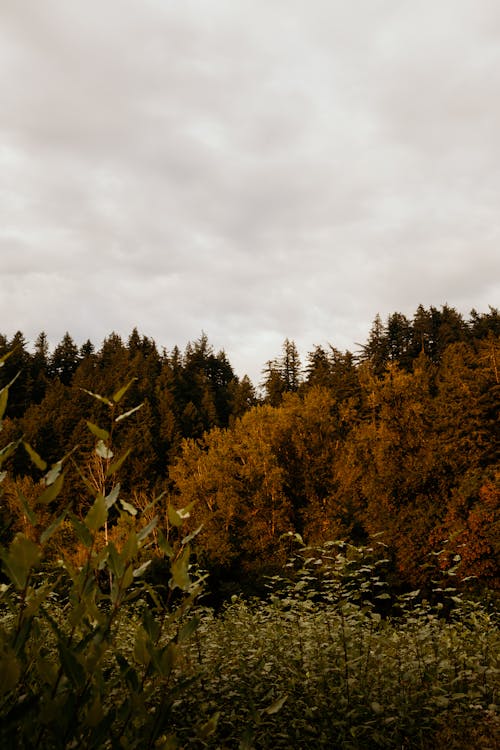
[1,0,499,382]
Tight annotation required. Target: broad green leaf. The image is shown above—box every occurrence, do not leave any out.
[96,440,114,460]
[141,582,162,609]
[79,387,113,407]
[1,533,41,589]
[106,448,131,477]
[168,505,183,528]
[197,712,220,740]
[115,402,144,423]
[159,642,178,676]
[105,483,121,510]
[0,387,8,421]
[112,378,137,403]
[133,560,152,578]
[86,421,110,441]
[37,472,64,505]
[23,441,47,471]
[168,503,193,528]
[24,580,54,618]
[178,616,199,643]
[0,349,16,366]
[120,529,138,562]
[85,493,107,531]
[107,542,123,578]
[264,694,288,715]
[181,524,203,545]
[59,444,79,464]
[69,512,93,547]
[45,461,62,486]
[16,489,39,526]
[157,529,174,558]
[133,627,150,666]
[119,497,137,516]
[170,546,191,590]
[40,511,67,544]
[0,439,22,467]
[121,564,134,591]
[137,514,158,542]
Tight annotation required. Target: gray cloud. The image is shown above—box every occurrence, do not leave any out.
[1,0,499,382]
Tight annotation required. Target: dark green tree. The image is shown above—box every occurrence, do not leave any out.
[361,313,389,375]
[30,331,50,403]
[49,332,80,385]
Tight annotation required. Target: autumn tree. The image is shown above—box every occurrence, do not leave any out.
[170,405,293,577]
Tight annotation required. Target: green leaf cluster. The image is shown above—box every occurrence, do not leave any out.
[0,378,204,749]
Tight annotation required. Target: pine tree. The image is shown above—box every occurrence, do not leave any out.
[361,314,389,374]
[49,332,80,385]
[31,332,50,403]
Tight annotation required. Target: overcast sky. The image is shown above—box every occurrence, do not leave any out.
[1,1,499,384]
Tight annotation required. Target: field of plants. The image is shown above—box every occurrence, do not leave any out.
[1,534,499,749]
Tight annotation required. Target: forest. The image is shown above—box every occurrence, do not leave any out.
[1,303,499,594]
[0,303,499,748]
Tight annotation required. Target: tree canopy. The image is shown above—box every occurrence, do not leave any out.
[1,305,499,593]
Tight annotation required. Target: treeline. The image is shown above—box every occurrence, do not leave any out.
[1,304,499,593]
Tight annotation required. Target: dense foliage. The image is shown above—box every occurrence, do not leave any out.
[173,547,500,749]
[0,327,499,748]
[1,304,499,595]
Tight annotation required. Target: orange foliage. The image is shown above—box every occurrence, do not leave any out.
[431,476,500,589]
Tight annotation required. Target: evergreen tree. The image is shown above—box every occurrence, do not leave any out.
[411,305,434,359]
[361,314,389,374]
[386,312,412,368]
[281,339,302,392]
[31,331,50,403]
[79,339,95,359]
[305,345,332,389]
[469,306,500,340]
[227,374,258,421]
[262,339,302,405]
[49,332,80,385]
[4,331,31,418]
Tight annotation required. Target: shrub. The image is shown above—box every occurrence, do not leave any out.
[0,369,208,749]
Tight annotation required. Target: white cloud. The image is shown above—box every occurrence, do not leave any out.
[1,0,499,382]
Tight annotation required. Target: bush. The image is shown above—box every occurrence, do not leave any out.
[172,550,499,749]
[0,370,207,749]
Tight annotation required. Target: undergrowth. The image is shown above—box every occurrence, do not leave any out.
[170,542,499,749]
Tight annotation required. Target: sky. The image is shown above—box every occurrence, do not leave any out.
[1,0,500,384]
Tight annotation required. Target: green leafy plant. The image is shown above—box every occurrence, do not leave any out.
[0,366,207,749]
[170,542,499,749]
